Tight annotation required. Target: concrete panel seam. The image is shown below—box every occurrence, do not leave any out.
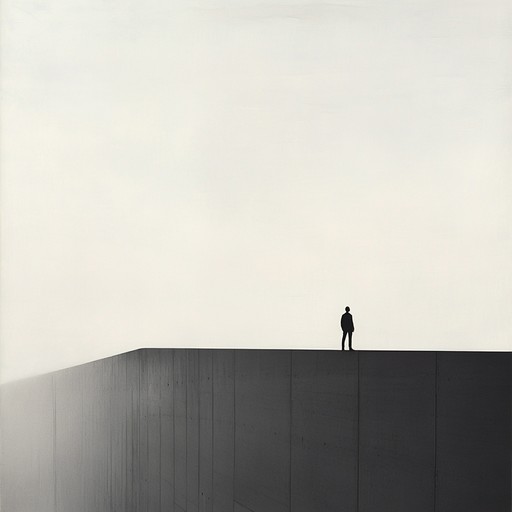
[186,352,188,511]
[211,351,215,512]
[159,399,163,511]
[174,351,176,512]
[110,359,114,512]
[434,351,438,512]
[357,351,360,512]
[173,350,176,512]
[233,351,237,512]
[198,351,201,511]
[53,375,57,512]
[138,352,142,512]
[289,351,292,512]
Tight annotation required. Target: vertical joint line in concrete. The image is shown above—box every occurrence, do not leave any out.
[137,350,145,510]
[125,357,129,510]
[172,350,176,512]
[147,355,150,511]
[186,351,189,512]
[110,362,114,512]
[357,351,360,512]
[53,375,57,512]
[434,351,438,512]
[159,391,162,512]
[233,350,236,512]
[198,350,201,511]
[289,351,293,512]
[211,351,214,512]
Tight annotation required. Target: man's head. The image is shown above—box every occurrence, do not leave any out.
[345,306,350,312]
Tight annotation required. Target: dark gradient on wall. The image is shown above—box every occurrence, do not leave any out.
[1,350,510,512]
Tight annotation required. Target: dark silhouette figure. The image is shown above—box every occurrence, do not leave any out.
[341,306,354,351]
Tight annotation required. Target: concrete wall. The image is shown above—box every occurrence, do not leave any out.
[0,351,142,512]
[1,350,510,512]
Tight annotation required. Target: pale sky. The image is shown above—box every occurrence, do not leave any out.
[1,0,511,382]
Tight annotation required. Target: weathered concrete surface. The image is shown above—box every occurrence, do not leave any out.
[139,349,171,512]
[55,366,85,512]
[0,373,55,512]
[212,350,235,512]
[187,350,200,512]
[1,350,510,512]
[359,352,436,512]
[291,350,358,512]
[174,350,187,512]
[436,352,511,512]
[199,350,214,512]
[234,350,291,512]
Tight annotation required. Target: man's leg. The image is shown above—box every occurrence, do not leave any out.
[342,331,347,350]
[348,332,353,350]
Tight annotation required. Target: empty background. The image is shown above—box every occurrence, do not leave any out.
[1,0,511,382]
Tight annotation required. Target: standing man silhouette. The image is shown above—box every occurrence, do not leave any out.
[341,306,355,351]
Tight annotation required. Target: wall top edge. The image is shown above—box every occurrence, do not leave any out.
[1,348,510,387]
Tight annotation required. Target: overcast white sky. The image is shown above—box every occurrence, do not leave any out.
[1,0,511,382]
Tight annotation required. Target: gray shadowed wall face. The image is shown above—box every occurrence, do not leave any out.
[1,0,511,383]
[0,349,510,512]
